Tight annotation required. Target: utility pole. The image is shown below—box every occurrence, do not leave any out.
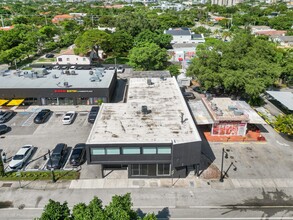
[44,15,48,26]
[48,150,56,183]
[1,15,4,27]
[91,15,94,27]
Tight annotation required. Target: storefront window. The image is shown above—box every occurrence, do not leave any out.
[157,147,171,154]
[76,97,89,105]
[157,164,171,176]
[92,148,105,155]
[106,148,120,155]
[142,147,156,154]
[122,147,140,154]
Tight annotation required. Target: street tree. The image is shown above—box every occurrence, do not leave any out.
[128,42,168,70]
[38,199,70,220]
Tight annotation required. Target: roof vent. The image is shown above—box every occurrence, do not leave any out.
[64,82,69,87]
[147,78,153,85]
[228,105,237,111]
[89,70,94,75]
[234,110,244,116]
[142,105,151,115]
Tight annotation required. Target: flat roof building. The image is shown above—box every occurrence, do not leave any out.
[0,68,116,106]
[86,77,202,178]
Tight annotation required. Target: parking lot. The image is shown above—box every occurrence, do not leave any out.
[0,108,92,172]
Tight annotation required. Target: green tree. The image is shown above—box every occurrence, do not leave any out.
[187,32,283,101]
[274,114,293,135]
[72,197,104,220]
[104,193,138,220]
[168,65,180,78]
[134,30,172,49]
[109,31,134,56]
[74,30,110,56]
[128,43,167,70]
[38,199,70,220]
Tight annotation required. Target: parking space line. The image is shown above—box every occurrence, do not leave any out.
[22,108,41,126]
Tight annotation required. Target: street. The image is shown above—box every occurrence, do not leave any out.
[0,187,293,219]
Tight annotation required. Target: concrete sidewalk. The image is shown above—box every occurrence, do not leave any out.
[2,177,293,191]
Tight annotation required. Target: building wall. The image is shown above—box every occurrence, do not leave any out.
[172,35,192,44]
[0,74,117,105]
[87,141,201,178]
[56,55,91,65]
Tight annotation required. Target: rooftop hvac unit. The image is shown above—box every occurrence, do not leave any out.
[53,74,58,79]
[142,105,148,115]
[234,110,244,116]
[228,105,237,111]
[142,105,151,115]
[147,78,153,85]
[215,110,223,116]
[64,82,69,87]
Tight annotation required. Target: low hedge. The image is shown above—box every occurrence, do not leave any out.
[0,170,79,181]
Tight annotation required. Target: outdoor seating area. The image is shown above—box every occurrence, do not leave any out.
[203,130,266,142]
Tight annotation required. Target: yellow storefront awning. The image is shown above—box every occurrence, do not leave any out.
[0,99,9,106]
[6,99,25,106]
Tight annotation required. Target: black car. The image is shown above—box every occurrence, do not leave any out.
[45,53,54,58]
[88,106,100,123]
[47,143,68,170]
[183,92,196,100]
[0,124,9,135]
[34,109,52,124]
[192,86,205,94]
[0,111,14,123]
[69,144,86,166]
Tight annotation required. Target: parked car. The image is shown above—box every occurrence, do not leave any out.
[69,143,86,166]
[0,124,9,135]
[88,106,100,123]
[9,145,34,170]
[62,111,76,125]
[69,66,75,70]
[117,65,124,73]
[47,143,68,170]
[183,92,196,100]
[34,109,52,124]
[192,86,205,94]
[45,53,54,58]
[107,66,115,70]
[0,110,14,123]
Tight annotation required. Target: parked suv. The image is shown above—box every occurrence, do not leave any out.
[0,110,14,123]
[47,143,68,170]
[88,106,100,123]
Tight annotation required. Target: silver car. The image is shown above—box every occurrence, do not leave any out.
[9,145,34,170]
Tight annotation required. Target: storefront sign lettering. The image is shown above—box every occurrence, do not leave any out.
[54,90,93,93]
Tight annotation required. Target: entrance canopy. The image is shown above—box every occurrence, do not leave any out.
[0,99,9,106]
[6,99,24,106]
[266,91,293,111]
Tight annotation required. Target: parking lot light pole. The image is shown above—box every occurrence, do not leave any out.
[48,150,56,183]
[219,148,228,182]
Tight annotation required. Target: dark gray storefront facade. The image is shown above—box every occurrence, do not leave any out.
[0,72,117,105]
[87,141,201,178]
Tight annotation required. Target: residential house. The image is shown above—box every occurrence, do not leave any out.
[52,14,74,24]
[0,26,14,31]
[165,28,205,44]
[165,28,205,64]
[211,0,243,6]
[271,36,293,48]
[55,45,99,65]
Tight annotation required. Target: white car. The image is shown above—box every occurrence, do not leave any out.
[9,145,34,170]
[117,65,124,73]
[62,111,76,125]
